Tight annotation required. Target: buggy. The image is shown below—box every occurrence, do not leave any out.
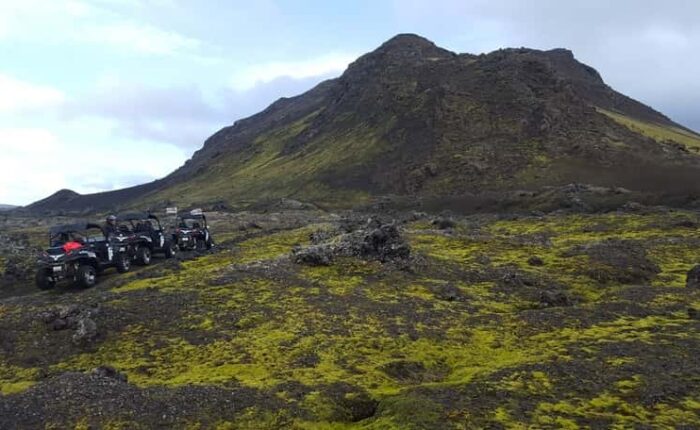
[35,222,131,290]
[116,212,177,265]
[175,209,213,251]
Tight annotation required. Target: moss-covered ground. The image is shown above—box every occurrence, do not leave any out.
[1,209,699,428]
[599,108,700,151]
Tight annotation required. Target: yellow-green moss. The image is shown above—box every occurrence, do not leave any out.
[533,391,700,428]
[498,370,553,395]
[6,210,698,427]
[235,226,322,264]
[0,363,40,395]
[599,108,700,150]
[298,258,381,296]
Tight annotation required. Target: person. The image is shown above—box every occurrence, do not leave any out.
[52,232,70,247]
[104,215,118,239]
[70,232,86,244]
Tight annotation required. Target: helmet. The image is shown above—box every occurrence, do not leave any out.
[107,215,117,224]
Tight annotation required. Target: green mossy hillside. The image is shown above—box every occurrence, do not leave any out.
[1,210,699,428]
[599,108,700,151]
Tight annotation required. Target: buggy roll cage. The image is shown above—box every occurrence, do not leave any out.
[176,209,207,228]
[48,222,107,246]
[49,222,104,235]
[116,212,164,231]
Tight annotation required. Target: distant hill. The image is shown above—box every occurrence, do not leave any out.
[0,204,18,211]
[26,34,700,214]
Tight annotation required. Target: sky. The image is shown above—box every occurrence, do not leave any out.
[1,0,698,205]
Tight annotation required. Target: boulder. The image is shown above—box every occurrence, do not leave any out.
[309,230,334,245]
[360,223,411,262]
[91,366,128,383]
[566,239,660,284]
[292,245,334,266]
[539,290,573,307]
[432,217,456,230]
[528,256,545,266]
[686,265,700,289]
[72,317,98,345]
[432,283,464,302]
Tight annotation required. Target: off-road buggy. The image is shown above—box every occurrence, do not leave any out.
[116,212,177,265]
[174,209,214,251]
[35,223,131,290]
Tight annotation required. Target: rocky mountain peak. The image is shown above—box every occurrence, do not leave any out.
[376,33,452,57]
[343,34,455,79]
[55,189,80,198]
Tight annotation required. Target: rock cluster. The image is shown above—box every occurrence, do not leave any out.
[92,365,128,383]
[355,222,411,262]
[431,217,456,230]
[565,239,660,284]
[38,304,100,345]
[539,290,573,308]
[293,217,412,267]
[2,256,32,282]
[292,245,334,266]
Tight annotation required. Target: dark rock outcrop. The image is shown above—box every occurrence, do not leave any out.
[566,239,660,284]
[686,265,700,289]
[292,245,334,266]
[540,290,573,308]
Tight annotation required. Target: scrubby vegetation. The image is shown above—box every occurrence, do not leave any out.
[1,208,699,428]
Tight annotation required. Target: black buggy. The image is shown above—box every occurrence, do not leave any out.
[116,212,177,265]
[174,210,214,251]
[35,223,131,290]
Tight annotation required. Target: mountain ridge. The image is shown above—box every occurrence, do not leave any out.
[25,34,700,214]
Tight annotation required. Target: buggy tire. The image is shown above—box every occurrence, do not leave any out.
[76,265,97,289]
[116,254,131,273]
[35,270,56,290]
[164,242,177,259]
[137,246,152,265]
[195,237,206,251]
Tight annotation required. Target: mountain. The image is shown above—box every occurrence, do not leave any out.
[26,34,700,213]
[0,204,17,211]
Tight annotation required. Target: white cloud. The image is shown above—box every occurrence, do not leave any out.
[83,22,201,56]
[0,123,187,205]
[230,53,356,91]
[0,0,204,57]
[0,74,65,113]
[0,128,59,155]
[0,128,66,204]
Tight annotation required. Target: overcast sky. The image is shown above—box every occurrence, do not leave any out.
[1,0,698,205]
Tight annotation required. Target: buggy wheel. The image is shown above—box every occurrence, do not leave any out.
[195,237,206,251]
[35,269,56,290]
[136,246,152,265]
[116,253,131,273]
[164,242,177,258]
[76,265,97,289]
